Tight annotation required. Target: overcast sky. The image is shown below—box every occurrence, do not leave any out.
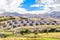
[0,0,60,14]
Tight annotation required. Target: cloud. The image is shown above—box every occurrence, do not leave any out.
[27,7,51,14]
[0,0,60,14]
[30,0,52,14]
[0,0,25,14]
[30,4,40,7]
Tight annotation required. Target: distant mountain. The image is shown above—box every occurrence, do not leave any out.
[0,12,24,16]
[47,11,60,18]
[0,12,42,18]
[0,11,60,18]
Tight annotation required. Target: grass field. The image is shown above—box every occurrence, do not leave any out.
[0,37,59,40]
[0,25,60,40]
[0,32,60,40]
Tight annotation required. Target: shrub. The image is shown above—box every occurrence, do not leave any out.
[40,29,48,33]
[24,29,30,34]
[0,34,7,38]
[43,29,47,33]
[20,31,24,35]
[48,28,56,32]
[56,30,60,32]
[20,29,30,35]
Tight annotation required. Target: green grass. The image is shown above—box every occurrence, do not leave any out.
[0,37,60,40]
[0,32,14,37]
[0,32,60,40]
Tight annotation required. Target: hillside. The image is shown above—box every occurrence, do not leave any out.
[0,16,60,32]
[0,16,60,40]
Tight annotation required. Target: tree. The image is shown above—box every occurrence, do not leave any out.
[24,29,30,34]
[48,28,56,32]
[20,31,24,35]
[20,29,30,36]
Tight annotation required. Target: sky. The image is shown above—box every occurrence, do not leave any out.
[19,0,45,11]
[0,0,60,14]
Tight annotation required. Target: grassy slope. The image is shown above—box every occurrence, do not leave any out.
[0,33,60,40]
[0,16,60,40]
[0,37,59,40]
[11,25,60,31]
